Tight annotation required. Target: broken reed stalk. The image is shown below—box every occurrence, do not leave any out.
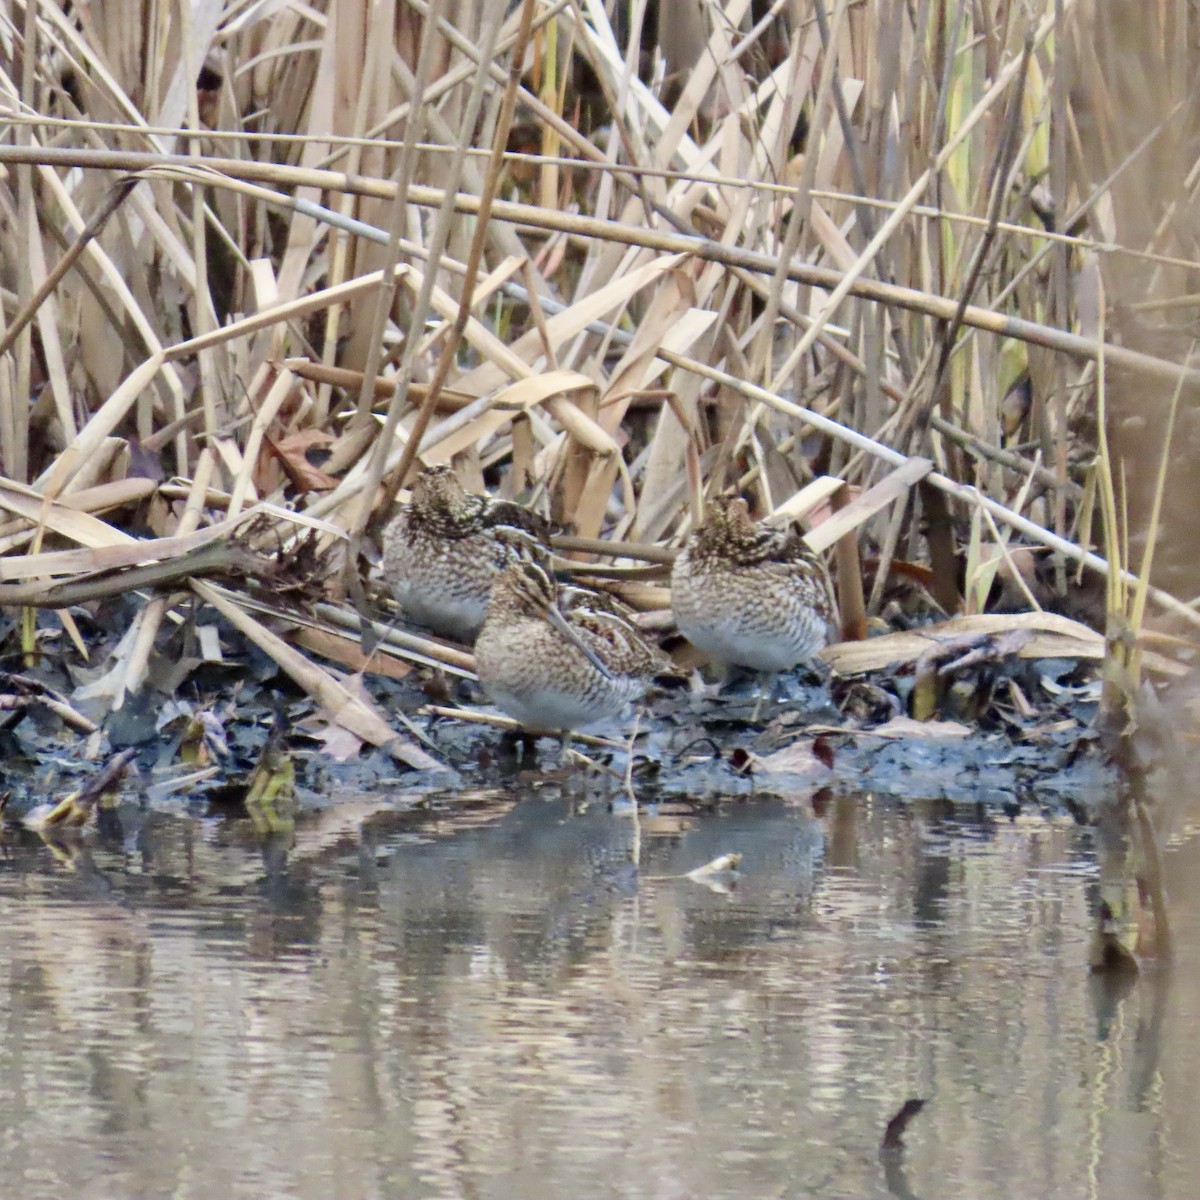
[383,0,537,502]
[0,144,1195,394]
[358,0,509,551]
[192,580,439,770]
[313,602,476,677]
[0,542,263,608]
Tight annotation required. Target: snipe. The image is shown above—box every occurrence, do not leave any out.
[670,495,836,683]
[474,557,672,739]
[382,465,552,642]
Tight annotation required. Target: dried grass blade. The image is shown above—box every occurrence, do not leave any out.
[822,613,1187,679]
[804,459,933,553]
[419,370,598,463]
[0,480,139,549]
[769,477,848,525]
[36,352,165,499]
[454,253,688,396]
[0,501,262,580]
[599,271,699,434]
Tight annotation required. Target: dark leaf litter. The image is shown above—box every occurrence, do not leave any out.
[0,606,1120,823]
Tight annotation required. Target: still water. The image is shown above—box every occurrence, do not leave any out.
[0,787,1195,1200]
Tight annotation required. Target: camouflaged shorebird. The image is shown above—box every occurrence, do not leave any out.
[474,557,674,736]
[382,465,553,642]
[670,495,836,674]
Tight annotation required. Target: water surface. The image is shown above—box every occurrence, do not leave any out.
[0,788,1195,1199]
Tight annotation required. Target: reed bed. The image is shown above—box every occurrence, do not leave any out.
[0,0,1195,764]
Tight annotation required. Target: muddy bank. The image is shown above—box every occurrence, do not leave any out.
[0,604,1116,820]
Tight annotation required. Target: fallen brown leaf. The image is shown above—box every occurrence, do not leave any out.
[264,428,339,493]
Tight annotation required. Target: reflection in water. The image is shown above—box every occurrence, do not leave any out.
[0,789,1195,1199]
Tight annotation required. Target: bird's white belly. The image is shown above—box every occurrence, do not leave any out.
[678,614,820,672]
[397,585,486,642]
[483,685,626,732]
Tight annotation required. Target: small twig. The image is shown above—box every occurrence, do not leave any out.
[313,602,476,675]
[3,673,98,733]
[929,413,1081,498]
[38,696,99,734]
[424,704,624,750]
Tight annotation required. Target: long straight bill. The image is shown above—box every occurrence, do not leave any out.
[545,606,614,681]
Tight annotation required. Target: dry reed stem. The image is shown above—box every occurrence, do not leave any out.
[822,613,1188,679]
[0,144,1193,395]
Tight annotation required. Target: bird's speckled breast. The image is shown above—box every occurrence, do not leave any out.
[671,554,830,671]
[475,613,642,731]
[384,519,507,641]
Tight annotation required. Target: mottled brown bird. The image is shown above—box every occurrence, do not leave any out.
[474,557,672,737]
[382,465,552,642]
[670,495,836,678]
